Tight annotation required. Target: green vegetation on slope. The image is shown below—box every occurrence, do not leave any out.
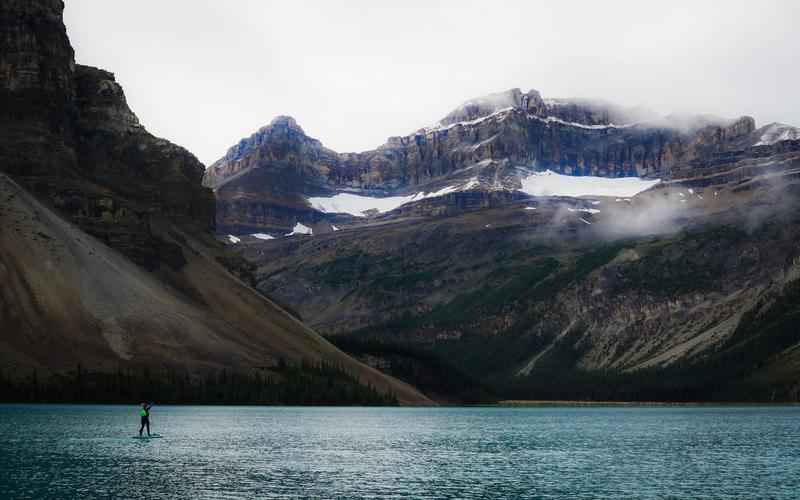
[425,258,560,327]
[613,226,751,296]
[333,227,800,402]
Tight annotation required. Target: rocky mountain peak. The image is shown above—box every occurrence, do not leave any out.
[210,115,314,168]
[439,88,544,126]
[75,65,141,133]
[268,115,305,134]
[727,115,757,137]
[435,87,660,130]
[203,114,331,190]
[752,122,800,146]
[682,115,757,152]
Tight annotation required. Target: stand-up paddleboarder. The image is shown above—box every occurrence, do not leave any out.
[139,402,154,437]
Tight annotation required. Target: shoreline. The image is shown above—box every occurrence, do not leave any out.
[2,401,799,408]
[494,400,800,407]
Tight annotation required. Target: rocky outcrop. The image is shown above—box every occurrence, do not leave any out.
[0,0,214,269]
[0,0,77,178]
[668,138,800,185]
[74,65,141,134]
[72,65,214,227]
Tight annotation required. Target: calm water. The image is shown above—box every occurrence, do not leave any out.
[0,405,798,499]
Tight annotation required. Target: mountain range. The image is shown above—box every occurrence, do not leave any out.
[201,80,800,402]
[3,0,799,404]
[202,86,798,235]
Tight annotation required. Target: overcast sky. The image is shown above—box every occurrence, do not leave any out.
[64,1,799,166]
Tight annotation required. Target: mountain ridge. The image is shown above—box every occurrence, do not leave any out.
[203,86,800,235]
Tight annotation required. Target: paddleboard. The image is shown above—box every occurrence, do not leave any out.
[133,434,163,439]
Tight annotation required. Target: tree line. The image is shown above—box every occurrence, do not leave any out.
[0,359,397,405]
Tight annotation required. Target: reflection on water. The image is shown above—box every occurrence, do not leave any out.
[1,405,798,499]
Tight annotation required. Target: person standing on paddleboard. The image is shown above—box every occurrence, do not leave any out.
[139,402,154,437]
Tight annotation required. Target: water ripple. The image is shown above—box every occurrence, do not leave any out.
[0,405,798,499]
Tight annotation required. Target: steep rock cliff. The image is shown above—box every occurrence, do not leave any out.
[0,0,430,404]
[0,0,77,178]
[0,0,214,269]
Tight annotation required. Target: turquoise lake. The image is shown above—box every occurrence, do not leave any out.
[0,405,798,499]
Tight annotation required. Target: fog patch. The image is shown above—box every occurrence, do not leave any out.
[599,195,688,238]
[739,173,800,234]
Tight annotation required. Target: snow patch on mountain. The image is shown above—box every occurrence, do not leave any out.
[462,177,480,190]
[309,185,462,217]
[754,123,800,146]
[251,233,275,240]
[520,170,660,198]
[286,223,313,236]
[421,106,639,136]
[420,107,514,134]
[537,115,636,130]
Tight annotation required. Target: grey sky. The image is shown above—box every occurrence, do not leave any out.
[64,1,800,166]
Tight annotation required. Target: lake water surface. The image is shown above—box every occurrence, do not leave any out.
[0,405,797,499]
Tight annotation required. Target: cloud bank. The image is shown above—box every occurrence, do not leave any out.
[64,1,800,166]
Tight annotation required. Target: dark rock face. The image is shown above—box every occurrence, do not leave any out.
[73,65,214,228]
[204,87,768,233]
[0,1,214,269]
[74,65,140,134]
[0,1,430,405]
[0,0,77,178]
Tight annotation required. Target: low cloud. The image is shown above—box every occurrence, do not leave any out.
[599,195,687,239]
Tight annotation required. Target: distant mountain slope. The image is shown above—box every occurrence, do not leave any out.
[234,146,800,402]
